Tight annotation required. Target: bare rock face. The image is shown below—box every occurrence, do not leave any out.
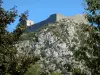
[26,14,88,32]
[15,16,94,75]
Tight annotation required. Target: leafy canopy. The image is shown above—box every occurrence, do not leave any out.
[0,0,39,75]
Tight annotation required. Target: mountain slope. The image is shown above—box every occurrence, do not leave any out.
[15,18,97,75]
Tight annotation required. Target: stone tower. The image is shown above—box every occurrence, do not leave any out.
[27,20,34,26]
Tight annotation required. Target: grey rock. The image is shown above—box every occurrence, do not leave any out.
[16,15,92,75]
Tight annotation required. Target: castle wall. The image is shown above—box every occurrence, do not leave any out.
[26,14,87,32]
[56,14,65,21]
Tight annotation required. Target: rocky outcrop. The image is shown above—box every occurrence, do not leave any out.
[15,16,93,75]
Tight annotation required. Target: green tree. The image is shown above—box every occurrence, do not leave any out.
[0,0,39,75]
[84,0,100,29]
[73,0,100,75]
[74,28,100,75]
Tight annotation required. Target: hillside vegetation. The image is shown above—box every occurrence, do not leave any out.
[16,18,99,75]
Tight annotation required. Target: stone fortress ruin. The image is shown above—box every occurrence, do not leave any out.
[26,14,87,32]
[46,14,87,24]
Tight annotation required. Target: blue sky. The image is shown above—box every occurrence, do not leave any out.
[2,0,84,32]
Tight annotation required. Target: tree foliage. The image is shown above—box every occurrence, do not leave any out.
[0,0,39,75]
[74,28,100,75]
[84,0,100,29]
[73,0,100,75]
